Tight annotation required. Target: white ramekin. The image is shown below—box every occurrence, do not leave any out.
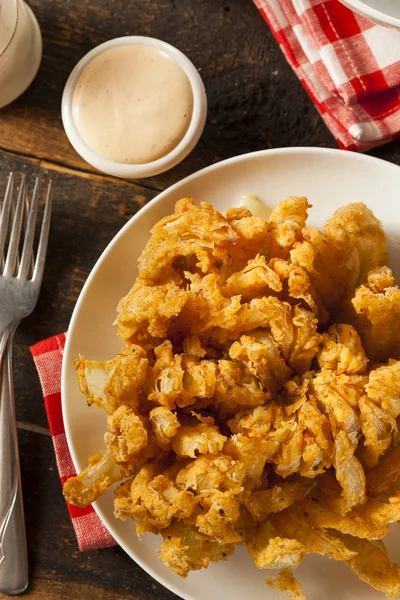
[61,36,207,179]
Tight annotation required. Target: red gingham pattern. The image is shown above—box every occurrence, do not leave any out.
[30,333,117,551]
[253,0,400,151]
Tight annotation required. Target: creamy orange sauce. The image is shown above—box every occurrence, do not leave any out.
[72,45,193,164]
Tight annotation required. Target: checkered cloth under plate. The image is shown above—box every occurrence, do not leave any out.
[30,333,116,550]
[253,0,400,150]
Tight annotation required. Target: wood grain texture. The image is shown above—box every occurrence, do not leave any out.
[0,150,154,431]
[0,0,342,192]
[0,433,175,600]
[0,153,176,599]
[8,431,175,600]
[1,0,400,598]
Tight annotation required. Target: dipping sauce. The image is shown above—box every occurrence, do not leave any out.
[71,45,194,164]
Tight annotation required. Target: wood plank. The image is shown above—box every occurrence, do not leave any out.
[13,421,178,599]
[2,1,400,597]
[0,149,156,430]
[0,0,343,192]
[0,576,173,600]
[1,150,179,598]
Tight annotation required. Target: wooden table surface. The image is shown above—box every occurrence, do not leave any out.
[2,1,400,598]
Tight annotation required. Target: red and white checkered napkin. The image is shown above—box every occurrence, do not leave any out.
[30,333,116,551]
[253,0,400,151]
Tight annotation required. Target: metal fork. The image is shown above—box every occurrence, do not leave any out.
[0,173,52,595]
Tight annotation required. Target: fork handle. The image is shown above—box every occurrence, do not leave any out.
[0,330,28,595]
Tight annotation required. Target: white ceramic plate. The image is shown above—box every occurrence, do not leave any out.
[62,147,400,600]
[339,0,400,28]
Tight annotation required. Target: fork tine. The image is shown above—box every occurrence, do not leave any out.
[0,174,14,266]
[3,176,26,277]
[23,180,35,275]
[13,180,31,274]
[32,181,52,283]
[18,178,40,280]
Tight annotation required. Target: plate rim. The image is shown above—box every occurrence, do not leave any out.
[339,0,400,28]
[61,146,400,600]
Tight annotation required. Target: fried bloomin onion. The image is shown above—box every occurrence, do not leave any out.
[64,196,400,599]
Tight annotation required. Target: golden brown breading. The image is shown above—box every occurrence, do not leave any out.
[247,519,305,570]
[311,369,362,435]
[349,267,400,361]
[215,359,269,412]
[318,324,368,374]
[149,407,180,449]
[269,257,320,316]
[137,199,240,284]
[147,341,184,409]
[299,497,389,540]
[266,570,306,600]
[290,226,360,314]
[245,483,311,521]
[366,359,400,418]
[224,434,277,491]
[336,535,400,599]
[224,254,282,298]
[105,405,148,464]
[117,282,189,340]
[227,397,333,480]
[359,396,398,469]
[63,450,131,508]
[366,445,400,497]
[175,453,246,494]
[74,344,149,413]
[324,202,387,284]
[65,196,400,596]
[228,333,292,395]
[195,489,243,544]
[332,429,366,514]
[262,196,310,260]
[159,522,234,577]
[270,506,357,561]
[171,423,227,458]
[115,461,199,534]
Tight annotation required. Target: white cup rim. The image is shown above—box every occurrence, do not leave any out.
[61,36,207,179]
[0,0,18,57]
